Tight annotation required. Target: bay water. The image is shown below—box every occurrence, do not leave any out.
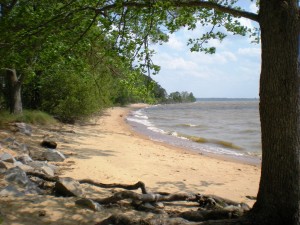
[126,99,261,164]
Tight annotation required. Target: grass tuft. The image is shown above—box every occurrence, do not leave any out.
[0,110,57,127]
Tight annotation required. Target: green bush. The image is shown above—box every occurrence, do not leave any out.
[40,71,104,123]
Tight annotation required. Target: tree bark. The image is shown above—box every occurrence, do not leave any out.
[251,1,300,225]
[6,68,22,114]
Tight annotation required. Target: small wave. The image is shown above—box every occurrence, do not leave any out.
[132,109,148,118]
[183,135,208,143]
[127,110,168,135]
[247,151,262,158]
[165,131,189,140]
[242,129,257,134]
[213,140,243,151]
[177,134,243,151]
[148,126,167,134]
[126,117,152,127]
[176,123,199,128]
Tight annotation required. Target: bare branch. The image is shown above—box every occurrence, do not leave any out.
[79,179,148,194]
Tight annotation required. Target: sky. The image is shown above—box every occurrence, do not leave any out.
[150,1,260,98]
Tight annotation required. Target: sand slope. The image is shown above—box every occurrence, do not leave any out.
[0,104,261,224]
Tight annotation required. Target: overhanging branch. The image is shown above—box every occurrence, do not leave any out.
[95,0,259,22]
[173,1,259,22]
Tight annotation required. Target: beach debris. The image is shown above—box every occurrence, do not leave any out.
[246,195,257,200]
[0,152,16,163]
[7,140,28,152]
[75,198,103,211]
[15,154,33,164]
[41,140,57,149]
[0,185,26,197]
[78,179,148,194]
[37,210,46,217]
[96,214,196,225]
[0,120,253,225]
[42,149,65,162]
[14,122,32,136]
[0,161,8,170]
[54,177,84,197]
[4,167,29,187]
[40,165,55,177]
[28,160,58,175]
[13,161,34,172]
[2,137,15,143]
[1,167,42,196]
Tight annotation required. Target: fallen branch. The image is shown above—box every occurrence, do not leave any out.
[92,190,198,205]
[24,170,254,224]
[177,208,244,222]
[79,179,148,194]
[26,171,59,182]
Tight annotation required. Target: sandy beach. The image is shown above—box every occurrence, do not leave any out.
[0,104,261,224]
[63,104,260,204]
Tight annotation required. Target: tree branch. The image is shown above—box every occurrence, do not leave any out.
[0,68,15,72]
[172,1,259,22]
[95,1,259,22]
[79,179,148,194]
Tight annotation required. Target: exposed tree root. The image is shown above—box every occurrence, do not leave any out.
[91,190,198,205]
[26,171,59,182]
[79,179,148,194]
[25,172,251,224]
[96,214,253,225]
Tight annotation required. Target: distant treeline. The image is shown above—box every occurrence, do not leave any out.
[163,91,197,104]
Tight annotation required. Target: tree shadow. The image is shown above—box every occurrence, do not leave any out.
[0,195,111,225]
[63,148,116,160]
[153,181,202,193]
[199,181,224,187]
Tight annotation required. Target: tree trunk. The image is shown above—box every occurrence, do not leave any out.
[6,69,22,114]
[252,1,300,225]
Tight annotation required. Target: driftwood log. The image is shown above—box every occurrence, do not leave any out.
[26,171,251,224]
[79,179,148,194]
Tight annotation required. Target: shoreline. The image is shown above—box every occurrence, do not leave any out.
[0,104,261,224]
[61,103,260,206]
[126,104,261,167]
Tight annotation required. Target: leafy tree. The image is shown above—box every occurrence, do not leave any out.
[1,1,299,224]
[167,91,196,103]
[88,1,299,224]
[116,70,161,104]
[169,91,182,103]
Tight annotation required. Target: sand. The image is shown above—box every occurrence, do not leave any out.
[0,104,261,224]
[62,104,260,204]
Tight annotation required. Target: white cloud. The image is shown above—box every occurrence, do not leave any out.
[217,51,238,62]
[154,53,198,70]
[249,3,259,13]
[238,47,260,57]
[165,34,185,50]
[238,17,254,30]
[149,2,260,98]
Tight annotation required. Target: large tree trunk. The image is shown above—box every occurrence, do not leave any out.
[252,1,300,225]
[6,69,22,114]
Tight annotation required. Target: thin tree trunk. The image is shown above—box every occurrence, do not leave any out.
[251,1,300,224]
[6,69,22,114]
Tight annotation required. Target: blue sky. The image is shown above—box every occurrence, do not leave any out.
[150,1,260,98]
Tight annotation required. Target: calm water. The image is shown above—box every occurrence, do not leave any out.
[127,99,261,163]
